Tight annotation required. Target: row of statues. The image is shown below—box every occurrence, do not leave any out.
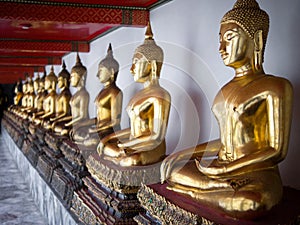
[11,22,171,168]
[9,0,293,219]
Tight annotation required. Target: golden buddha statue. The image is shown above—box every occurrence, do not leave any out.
[28,72,47,122]
[11,78,26,117]
[19,79,28,109]
[19,76,35,119]
[71,44,123,148]
[53,54,89,136]
[97,23,171,167]
[9,80,23,112]
[33,74,44,112]
[42,62,72,130]
[23,75,40,119]
[160,0,293,219]
[32,66,57,126]
[13,80,23,106]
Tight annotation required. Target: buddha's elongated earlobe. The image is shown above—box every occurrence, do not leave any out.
[254,30,263,72]
[151,60,158,82]
[110,68,115,81]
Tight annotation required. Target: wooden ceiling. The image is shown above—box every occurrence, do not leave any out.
[0,0,171,83]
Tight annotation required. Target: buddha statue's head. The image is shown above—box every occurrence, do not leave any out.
[14,81,20,94]
[45,66,57,91]
[25,75,34,94]
[40,70,46,91]
[97,43,119,84]
[58,61,70,89]
[131,22,164,83]
[33,75,40,93]
[70,53,87,87]
[22,74,29,93]
[220,0,269,72]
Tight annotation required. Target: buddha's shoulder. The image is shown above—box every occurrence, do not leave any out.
[148,85,171,99]
[107,84,122,95]
[78,88,90,97]
[258,74,293,91]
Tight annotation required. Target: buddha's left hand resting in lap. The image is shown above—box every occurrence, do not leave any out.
[97,23,171,167]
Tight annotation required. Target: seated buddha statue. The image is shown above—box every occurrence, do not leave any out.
[32,66,57,126]
[23,77,35,108]
[28,71,47,122]
[42,61,72,130]
[14,78,28,117]
[71,44,123,148]
[53,54,89,136]
[13,80,23,106]
[9,80,23,112]
[23,75,40,119]
[160,0,293,219]
[19,77,35,119]
[97,23,171,167]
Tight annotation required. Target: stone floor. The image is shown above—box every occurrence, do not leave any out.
[0,135,48,225]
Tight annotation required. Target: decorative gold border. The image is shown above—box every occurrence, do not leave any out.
[137,184,203,225]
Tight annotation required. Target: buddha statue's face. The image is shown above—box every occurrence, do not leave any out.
[219,23,254,68]
[39,81,44,90]
[33,81,39,92]
[28,83,34,93]
[97,64,112,84]
[57,76,65,89]
[130,53,151,83]
[45,79,52,90]
[70,72,81,87]
[22,83,27,93]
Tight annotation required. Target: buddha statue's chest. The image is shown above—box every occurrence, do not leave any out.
[128,100,154,137]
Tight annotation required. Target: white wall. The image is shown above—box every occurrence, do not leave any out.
[43,0,300,189]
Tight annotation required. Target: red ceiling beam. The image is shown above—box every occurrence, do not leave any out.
[0,66,45,83]
[0,51,64,57]
[0,66,45,73]
[0,2,149,26]
[0,40,89,53]
[0,57,62,66]
[0,72,27,84]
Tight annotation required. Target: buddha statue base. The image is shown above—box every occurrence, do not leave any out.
[36,150,58,184]
[50,167,75,209]
[3,111,26,148]
[50,139,90,207]
[22,133,35,154]
[45,132,68,152]
[71,175,145,225]
[60,139,86,169]
[22,119,30,134]
[28,122,37,136]
[36,144,64,184]
[35,126,46,145]
[86,153,162,194]
[27,142,44,167]
[69,153,162,224]
[71,189,102,225]
[135,183,300,225]
[3,116,24,148]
